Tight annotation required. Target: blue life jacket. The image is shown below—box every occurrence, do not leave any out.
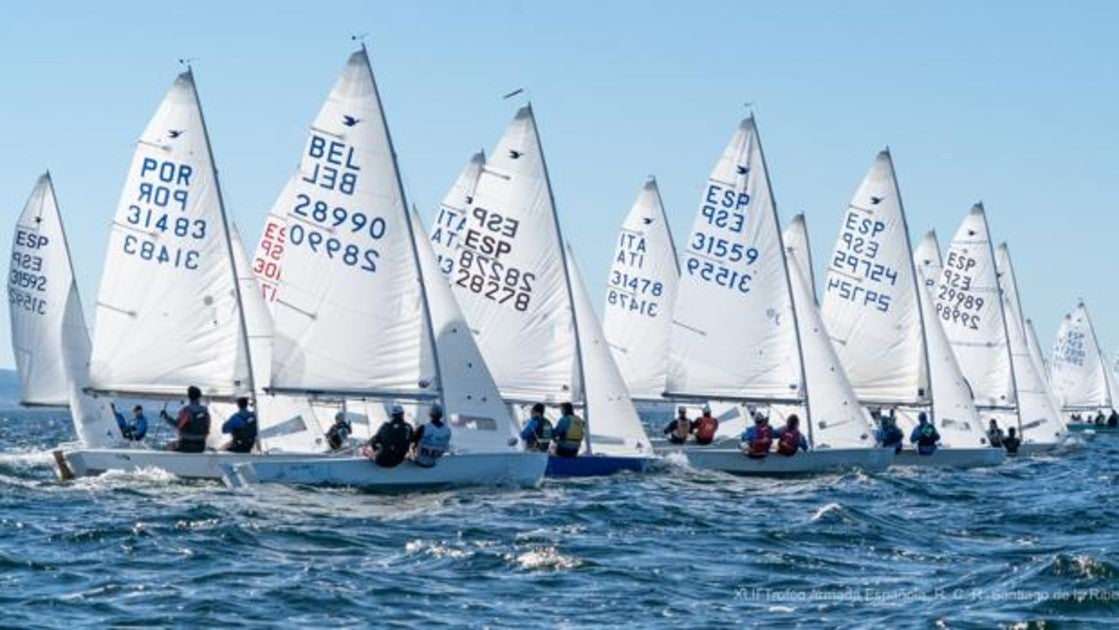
[414,422,452,467]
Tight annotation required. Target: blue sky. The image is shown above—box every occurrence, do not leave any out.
[2,1,1117,369]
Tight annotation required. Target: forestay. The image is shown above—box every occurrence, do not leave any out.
[787,255,874,448]
[935,205,1016,409]
[270,49,435,398]
[602,178,679,401]
[89,71,251,399]
[821,151,928,406]
[1050,302,1114,411]
[568,247,651,456]
[428,108,578,403]
[667,118,801,402]
[995,243,1064,441]
[783,214,815,302]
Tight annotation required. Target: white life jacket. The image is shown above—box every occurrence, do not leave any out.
[415,422,452,467]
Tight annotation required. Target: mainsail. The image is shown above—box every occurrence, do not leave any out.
[935,204,1016,410]
[995,243,1065,441]
[428,108,580,403]
[821,151,928,406]
[269,49,434,399]
[8,174,117,446]
[1050,302,1116,411]
[601,178,679,400]
[89,70,253,399]
[667,118,801,402]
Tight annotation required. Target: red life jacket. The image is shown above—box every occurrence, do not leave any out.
[694,416,718,444]
[747,424,772,457]
[777,429,801,456]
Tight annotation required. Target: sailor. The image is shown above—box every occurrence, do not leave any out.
[111,403,148,442]
[1108,409,1119,428]
[909,412,940,456]
[1095,411,1107,425]
[411,404,452,468]
[876,411,904,454]
[775,414,809,456]
[740,412,773,458]
[693,405,718,446]
[1002,427,1022,455]
[367,404,413,468]
[519,403,554,452]
[552,402,586,458]
[160,385,211,453]
[325,413,353,451]
[221,397,257,453]
[663,407,692,445]
[986,418,1004,448]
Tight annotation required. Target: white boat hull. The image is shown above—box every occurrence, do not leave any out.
[225,451,547,490]
[53,448,325,481]
[678,446,893,476]
[891,447,1005,468]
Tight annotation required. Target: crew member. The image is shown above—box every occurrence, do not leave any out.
[221,397,257,453]
[663,407,692,445]
[519,403,553,452]
[411,404,452,467]
[112,403,148,442]
[553,402,586,458]
[367,404,413,467]
[693,405,719,446]
[775,414,809,456]
[159,386,211,453]
[741,413,773,458]
[909,412,940,456]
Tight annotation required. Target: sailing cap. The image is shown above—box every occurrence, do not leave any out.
[391,403,405,415]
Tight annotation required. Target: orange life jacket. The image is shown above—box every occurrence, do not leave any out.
[747,424,772,457]
[694,416,717,444]
[776,429,801,456]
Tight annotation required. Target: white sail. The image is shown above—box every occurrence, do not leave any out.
[428,108,578,403]
[995,243,1064,442]
[250,209,286,310]
[8,174,78,406]
[821,151,927,406]
[7,174,117,445]
[667,118,801,401]
[269,49,434,399]
[787,255,874,448]
[935,204,1015,409]
[783,214,815,302]
[1025,318,1050,381]
[411,207,518,453]
[89,71,251,399]
[1050,302,1114,411]
[567,246,651,456]
[601,178,679,400]
[913,230,943,294]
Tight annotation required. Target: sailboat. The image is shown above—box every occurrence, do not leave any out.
[993,243,1067,450]
[601,178,680,408]
[427,106,654,477]
[1049,301,1119,433]
[227,48,545,489]
[52,68,329,480]
[663,118,891,475]
[7,174,119,450]
[821,153,1001,468]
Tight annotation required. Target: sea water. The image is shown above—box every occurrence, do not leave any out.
[1,409,1116,627]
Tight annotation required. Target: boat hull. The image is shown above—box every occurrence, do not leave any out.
[53,448,319,480]
[1066,423,1119,434]
[225,452,547,490]
[544,454,652,477]
[891,447,1005,468]
[679,447,893,476]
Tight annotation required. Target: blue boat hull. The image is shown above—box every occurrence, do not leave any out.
[545,455,651,477]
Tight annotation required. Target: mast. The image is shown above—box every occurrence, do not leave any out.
[360,44,445,410]
[754,116,814,447]
[650,176,681,275]
[529,102,593,455]
[188,66,258,410]
[978,205,1021,430]
[887,148,936,423]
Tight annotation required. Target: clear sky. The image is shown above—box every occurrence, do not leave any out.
[2,1,1117,370]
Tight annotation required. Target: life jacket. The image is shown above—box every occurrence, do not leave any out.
[556,416,586,454]
[776,429,801,456]
[694,416,717,445]
[228,412,257,453]
[672,417,691,441]
[1003,436,1021,454]
[747,424,772,458]
[414,422,452,467]
[373,420,412,468]
[528,417,553,451]
[917,423,938,447]
[177,404,211,453]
